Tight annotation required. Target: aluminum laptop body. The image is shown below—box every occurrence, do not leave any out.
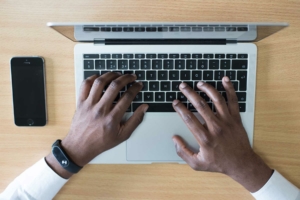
[47,22,288,164]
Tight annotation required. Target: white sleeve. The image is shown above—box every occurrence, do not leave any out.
[251,170,300,200]
[0,158,68,200]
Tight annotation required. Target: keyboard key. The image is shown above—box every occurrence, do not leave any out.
[232,60,248,69]
[175,60,185,69]
[112,27,122,32]
[177,92,187,101]
[161,82,170,91]
[185,81,194,89]
[163,60,174,69]
[200,92,210,102]
[198,60,208,69]
[118,60,128,70]
[101,27,111,32]
[124,54,134,59]
[158,71,168,80]
[226,54,236,59]
[101,54,111,59]
[129,60,140,69]
[146,71,156,80]
[209,60,219,69]
[226,27,236,31]
[141,81,148,91]
[100,71,110,75]
[186,60,196,69]
[155,92,165,101]
[84,71,99,79]
[205,81,216,88]
[215,54,225,58]
[203,71,213,80]
[112,54,122,59]
[158,54,168,58]
[172,81,181,91]
[135,54,145,59]
[146,54,156,58]
[144,92,154,101]
[220,60,231,69]
[231,81,239,91]
[192,27,202,32]
[84,54,99,59]
[169,54,179,58]
[207,103,213,110]
[237,27,248,31]
[238,103,246,112]
[216,82,225,91]
[106,60,117,69]
[204,54,214,59]
[123,70,134,75]
[95,60,105,69]
[135,71,145,80]
[123,27,134,32]
[166,92,177,101]
[180,27,191,32]
[237,71,247,91]
[214,71,225,80]
[181,54,191,59]
[192,54,202,58]
[169,71,179,80]
[169,27,179,32]
[149,81,159,91]
[226,71,236,80]
[192,71,202,80]
[146,27,157,32]
[135,27,145,32]
[152,60,162,69]
[188,103,197,112]
[133,93,143,102]
[180,71,190,80]
[141,60,151,69]
[133,103,176,112]
[114,93,120,102]
[238,54,248,59]
[158,27,168,32]
[222,92,227,101]
[84,60,94,69]
[236,92,246,101]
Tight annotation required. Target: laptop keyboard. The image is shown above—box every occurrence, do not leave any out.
[83,53,248,113]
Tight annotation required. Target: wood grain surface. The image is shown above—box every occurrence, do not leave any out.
[0,1,300,199]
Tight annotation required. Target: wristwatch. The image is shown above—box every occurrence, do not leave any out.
[51,139,83,173]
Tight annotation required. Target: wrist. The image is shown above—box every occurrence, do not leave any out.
[61,138,88,167]
[45,153,74,179]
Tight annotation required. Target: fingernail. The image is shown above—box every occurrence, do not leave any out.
[180,82,187,89]
[172,99,180,106]
[172,138,177,145]
[143,105,149,113]
[224,76,230,82]
[197,81,204,87]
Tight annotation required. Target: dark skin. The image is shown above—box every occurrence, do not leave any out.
[46,73,272,193]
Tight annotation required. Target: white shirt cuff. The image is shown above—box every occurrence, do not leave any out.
[251,170,300,200]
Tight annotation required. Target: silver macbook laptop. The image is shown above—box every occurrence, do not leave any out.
[47,22,288,164]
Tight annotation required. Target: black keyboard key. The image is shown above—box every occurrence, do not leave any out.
[207,103,213,110]
[192,71,202,80]
[226,71,236,80]
[163,60,174,69]
[152,60,162,69]
[175,60,185,69]
[158,54,168,58]
[155,92,165,101]
[198,60,208,69]
[192,27,202,32]
[100,71,110,75]
[237,27,248,31]
[166,92,177,101]
[158,27,168,32]
[204,54,214,59]
[169,54,179,58]
[236,92,246,101]
[161,82,170,91]
[232,60,248,69]
[84,60,94,69]
[124,70,134,75]
[141,60,151,69]
[146,54,156,59]
[106,60,117,69]
[123,27,134,32]
[181,27,191,32]
[203,71,213,80]
[192,54,202,59]
[237,71,247,91]
[135,54,145,59]
[129,60,140,69]
[133,93,143,102]
[146,27,157,32]
[215,54,225,58]
[216,82,225,91]
[169,71,179,80]
[209,60,219,69]
[101,27,111,32]
[180,71,190,80]
[226,27,236,31]
[95,60,105,69]
[205,81,216,88]
[222,92,227,101]
[135,27,145,32]
[186,60,196,69]
[177,92,187,101]
[220,60,231,69]
[181,54,191,59]
[118,60,128,70]
[84,54,99,59]
[135,71,145,80]
[226,54,236,59]
[144,92,154,101]
[101,54,111,59]
[158,71,168,80]
[238,103,246,112]
[185,81,194,89]
[200,92,210,102]
[238,54,248,59]
[133,103,176,112]
[188,103,197,112]
[141,81,148,91]
[146,71,156,80]
[112,27,122,32]
[169,27,179,32]
[112,54,122,59]
[149,81,159,91]
[172,81,181,91]
[214,71,225,80]
[124,54,134,59]
[114,93,120,102]
[84,71,99,79]
[231,81,238,91]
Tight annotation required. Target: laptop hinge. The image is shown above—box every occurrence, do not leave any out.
[94,39,235,45]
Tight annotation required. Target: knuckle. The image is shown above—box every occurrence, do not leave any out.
[190,162,200,171]
[213,94,226,104]
[123,90,135,100]
[94,77,105,85]
[182,113,194,124]
[194,100,207,110]
[211,123,223,135]
[82,79,93,86]
[201,134,212,146]
[110,79,122,89]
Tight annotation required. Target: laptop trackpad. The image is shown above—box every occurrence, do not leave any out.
[126,113,202,162]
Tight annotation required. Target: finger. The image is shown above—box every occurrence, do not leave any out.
[196,81,230,120]
[172,99,211,146]
[79,74,99,102]
[222,76,241,120]
[99,74,137,106]
[88,72,121,103]
[179,82,217,124]
[118,104,149,142]
[112,82,143,120]
[172,135,203,171]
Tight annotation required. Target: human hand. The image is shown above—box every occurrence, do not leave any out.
[172,77,272,192]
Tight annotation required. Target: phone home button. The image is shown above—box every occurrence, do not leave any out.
[27,119,34,126]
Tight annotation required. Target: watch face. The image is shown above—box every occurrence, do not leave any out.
[52,146,70,167]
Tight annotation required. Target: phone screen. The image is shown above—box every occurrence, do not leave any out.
[11,57,46,126]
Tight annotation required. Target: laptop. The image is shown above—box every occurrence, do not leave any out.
[47,22,288,164]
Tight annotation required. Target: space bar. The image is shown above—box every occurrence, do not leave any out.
[132,103,176,112]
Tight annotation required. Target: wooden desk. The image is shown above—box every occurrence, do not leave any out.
[0,1,299,199]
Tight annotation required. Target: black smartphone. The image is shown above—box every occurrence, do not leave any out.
[10,57,47,126]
